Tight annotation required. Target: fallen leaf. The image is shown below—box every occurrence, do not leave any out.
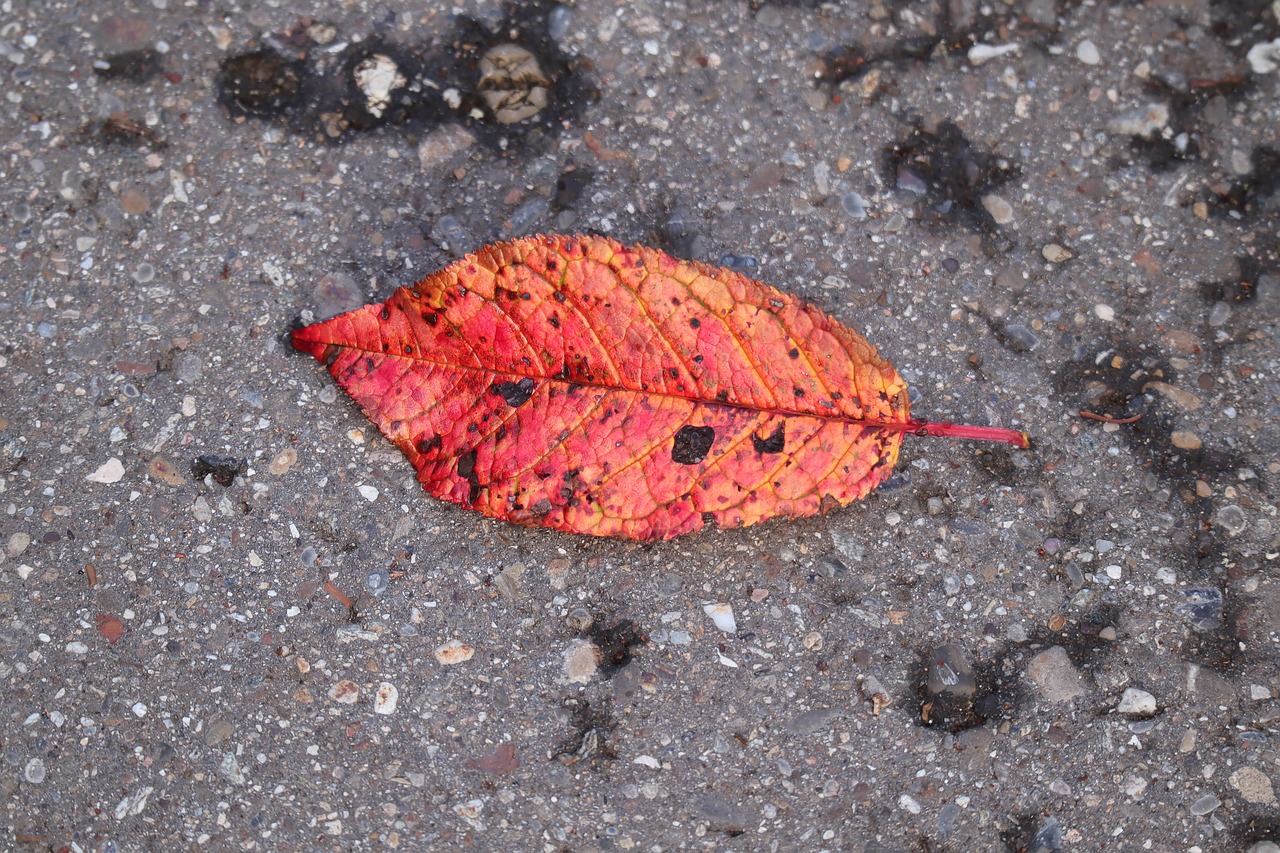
[294,234,1028,540]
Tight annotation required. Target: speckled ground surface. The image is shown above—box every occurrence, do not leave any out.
[1,1,1278,851]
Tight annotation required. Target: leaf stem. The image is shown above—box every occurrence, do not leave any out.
[878,419,1031,448]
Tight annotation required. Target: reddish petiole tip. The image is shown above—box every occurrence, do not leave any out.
[889,419,1031,449]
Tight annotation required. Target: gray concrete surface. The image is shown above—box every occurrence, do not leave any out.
[1,0,1278,850]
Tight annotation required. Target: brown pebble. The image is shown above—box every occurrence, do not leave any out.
[1171,430,1202,450]
[1195,480,1213,498]
[148,456,186,485]
[268,447,297,475]
[120,187,151,215]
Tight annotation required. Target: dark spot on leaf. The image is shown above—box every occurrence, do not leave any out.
[690,317,701,328]
[693,354,704,364]
[457,449,477,479]
[403,345,413,354]
[554,290,567,303]
[789,348,800,359]
[668,368,679,379]
[491,377,536,407]
[752,422,786,454]
[672,425,715,465]
[424,312,439,326]
[793,387,805,397]
[416,435,443,454]
[380,307,390,320]
[545,258,557,271]
[715,389,729,403]
[549,315,561,328]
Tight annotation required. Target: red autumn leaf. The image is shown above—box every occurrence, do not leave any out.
[293,234,1028,541]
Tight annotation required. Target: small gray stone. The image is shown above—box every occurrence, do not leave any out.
[23,757,45,784]
[1188,793,1220,816]
[926,643,976,699]
[1215,504,1247,535]
[1002,323,1041,353]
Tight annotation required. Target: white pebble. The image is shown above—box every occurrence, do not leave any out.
[65,641,89,654]
[357,484,379,502]
[1116,687,1157,716]
[86,457,125,484]
[1094,303,1115,322]
[968,43,1019,66]
[1247,38,1280,74]
[899,793,922,814]
[434,639,475,665]
[373,682,399,715]
[132,702,148,717]
[1104,565,1122,580]
[704,603,737,634]
[1076,39,1101,65]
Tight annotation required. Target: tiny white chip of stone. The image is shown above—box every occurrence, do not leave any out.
[1076,39,1101,65]
[373,682,398,715]
[87,457,125,483]
[358,484,379,502]
[1094,304,1115,322]
[704,603,737,634]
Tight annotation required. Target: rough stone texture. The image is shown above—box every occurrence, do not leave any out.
[1025,646,1090,704]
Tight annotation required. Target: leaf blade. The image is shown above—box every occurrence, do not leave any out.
[293,234,938,540]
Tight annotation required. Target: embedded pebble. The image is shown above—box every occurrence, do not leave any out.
[357,484,379,502]
[925,643,976,699]
[373,682,399,715]
[1107,103,1169,137]
[842,191,868,219]
[1025,646,1088,703]
[417,124,477,170]
[1189,793,1220,816]
[434,639,475,665]
[1215,504,1247,536]
[24,758,46,784]
[1002,323,1041,352]
[1247,38,1280,74]
[268,448,297,475]
[898,793,922,814]
[968,43,1019,66]
[1076,39,1100,65]
[562,638,600,684]
[329,680,360,704]
[1175,587,1224,632]
[66,641,89,655]
[311,272,364,319]
[1170,431,1201,450]
[1230,766,1276,805]
[1042,243,1072,263]
[86,457,125,484]
[1094,303,1115,322]
[981,193,1014,224]
[704,603,737,634]
[1115,687,1157,717]
[1208,300,1231,327]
